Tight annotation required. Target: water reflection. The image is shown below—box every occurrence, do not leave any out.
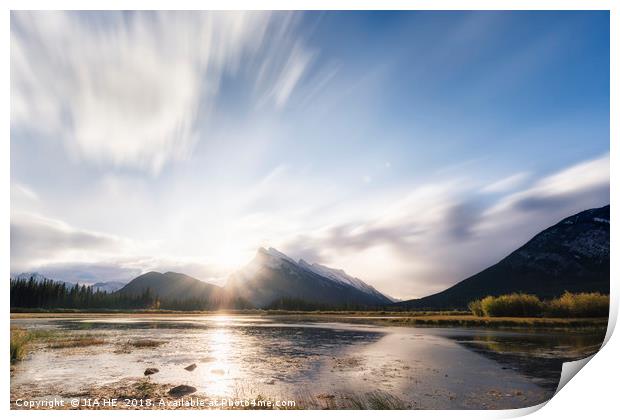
[10,316,605,409]
[445,329,605,390]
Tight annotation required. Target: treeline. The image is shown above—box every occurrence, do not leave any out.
[468,292,609,318]
[159,296,253,311]
[10,277,251,311]
[265,296,388,311]
[10,278,157,309]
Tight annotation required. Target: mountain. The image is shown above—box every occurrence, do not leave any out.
[13,272,54,282]
[395,205,610,310]
[91,281,126,293]
[117,271,223,302]
[225,247,394,308]
[115,249,393,309]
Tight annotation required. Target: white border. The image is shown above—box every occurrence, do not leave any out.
[2,2,617,420]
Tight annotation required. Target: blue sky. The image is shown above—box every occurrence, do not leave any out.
[11,11,609,299]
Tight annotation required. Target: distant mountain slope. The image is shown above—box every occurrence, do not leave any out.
[91,281,126,293]
[225,247,393,308]
[395,205,610,310]
[12,273,126,293]
[11,272,73,287]
[117,271,222,302]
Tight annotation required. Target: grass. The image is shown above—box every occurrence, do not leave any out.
[342,391,410,409]
[546,292,610,317]
[134,378,157,398]
[231,390,407,409]
[47,336,106,349]
[10,328,59,363]
[20,377,409,410]
[10,328,32,363]
[468,300,484,317]
[377,314,607,329]
[468,292,609,318]
[129,339,167,348]
[480,293,545,317]
[10,327,106,363]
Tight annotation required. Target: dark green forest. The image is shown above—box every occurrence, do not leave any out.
[10,278,157,309]
[264,296,383,311]
[9,277,251,311]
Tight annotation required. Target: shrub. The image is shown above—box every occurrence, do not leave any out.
[546,292,609,318]
[468,292,610,318]
[479,293,544,317]
[468,299,484,316]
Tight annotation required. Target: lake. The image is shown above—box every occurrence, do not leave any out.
[10,315,605,409]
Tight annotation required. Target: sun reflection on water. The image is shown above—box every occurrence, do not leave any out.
[211,315,234,324]
[199,327,238,396]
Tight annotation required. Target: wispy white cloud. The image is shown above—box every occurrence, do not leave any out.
[10,212,135,271]
[10,212,230,285]
[11,11,318,174]
[12,183,39,202]
[269,44,314,108]
[481,172,530,194]
[282,155,609,299]
[484,154,609,217]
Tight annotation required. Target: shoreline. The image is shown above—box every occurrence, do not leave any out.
[10,311,609,330]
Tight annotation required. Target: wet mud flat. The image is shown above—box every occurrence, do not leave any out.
[10,315,605,410]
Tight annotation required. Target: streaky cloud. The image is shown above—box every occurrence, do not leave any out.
[11,11,319,174]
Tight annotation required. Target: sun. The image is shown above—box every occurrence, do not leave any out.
[212,245,253,269]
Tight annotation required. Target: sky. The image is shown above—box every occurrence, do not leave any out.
[10,11,610,299]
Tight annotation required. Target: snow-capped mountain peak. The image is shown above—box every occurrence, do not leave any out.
[254,247,297,269]
[297,259,394,303]
[263,247,296,262]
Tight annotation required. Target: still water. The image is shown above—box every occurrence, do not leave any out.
[10,315,604,409]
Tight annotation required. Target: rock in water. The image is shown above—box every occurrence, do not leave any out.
[184,363,197,371]
[144,368,159,376]
[168,385,197,397]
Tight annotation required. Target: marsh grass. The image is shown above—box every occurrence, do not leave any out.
[480,294,545,317]
[240,395,288,410]
[468,300,484,317]
[46,336,106,349]
[342,391,410,409]
[11,327,106,363]
[468,292,609,318]
[546,292,609,317]
[10,328,59,363]
[10,328,31,363]
[111,339,166,354]
[42,379,413,410]
[130,339,167,348]
[134,378,156,398]
[380,314,606,327]
[235,390,408,410]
